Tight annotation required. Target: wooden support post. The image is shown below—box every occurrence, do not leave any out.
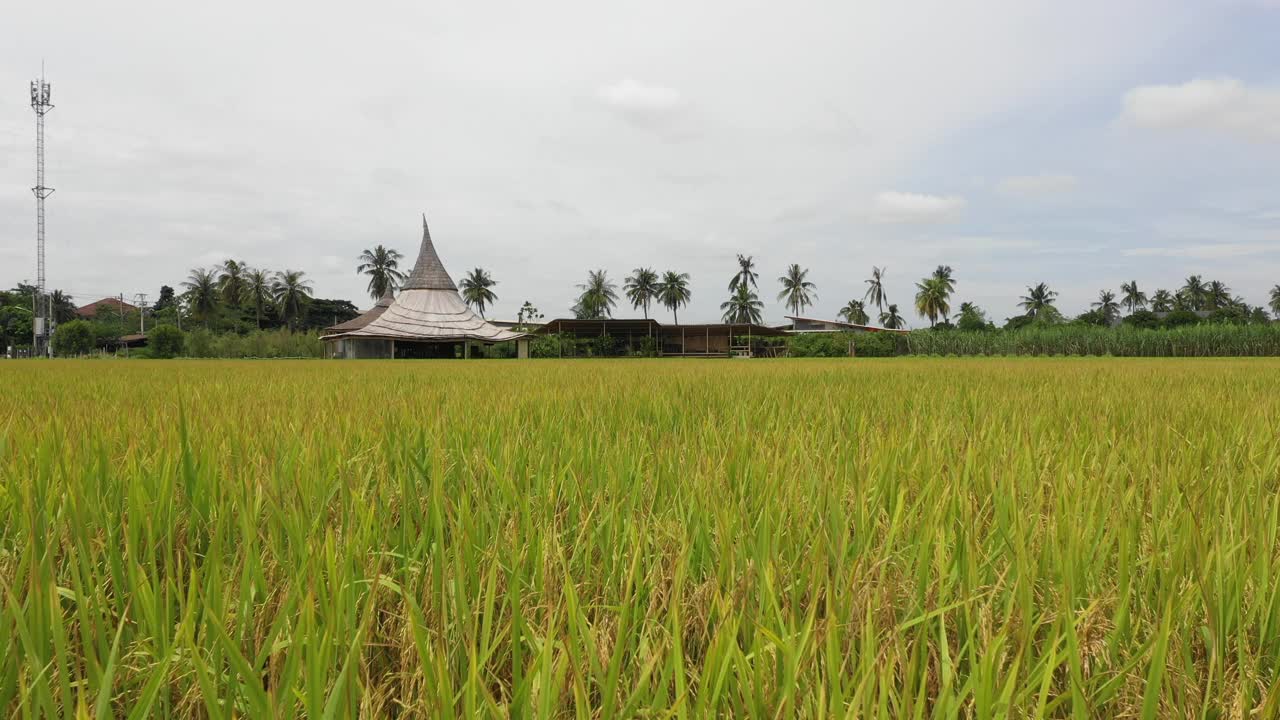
[705,326,710,355]
[681,327,686,355]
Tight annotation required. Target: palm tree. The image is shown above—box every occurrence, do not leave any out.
[245,268,273,328]
[356,245,406,301]
[864,266,888,314]
[954,302,987,329]
[50,290,77,324]
[729,254,759,292]
[838,299,869,325]
[1150,289,1174,313]
[880,304,905,329]
[1181,275,1207,311]
[182,267,220,328]
[1092,289,1120,325]
[1206,280,1231,309]
[573,269,618,319]
[914,276,951,327]
[460,267,498,318]
[272,270,313,329]
[932,265,956,294]
[1119,281,1147,313]
[624,267,660,319]
[777,264,816,317]
[218,260,248,306]
[657,271,692,324]
[1019,283,1057,318]
[1270,285,1280,317]
[720,284,764,324]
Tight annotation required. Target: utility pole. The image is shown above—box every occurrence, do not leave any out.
[134,293,149,334]
[120,293,129,357]
[30,68,54,357]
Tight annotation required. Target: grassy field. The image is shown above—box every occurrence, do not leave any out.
[2,358,1279,718]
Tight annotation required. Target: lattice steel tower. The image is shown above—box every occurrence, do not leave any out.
[30,71,54,356]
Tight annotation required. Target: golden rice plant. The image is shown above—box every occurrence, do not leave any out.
[2,358,1279,717]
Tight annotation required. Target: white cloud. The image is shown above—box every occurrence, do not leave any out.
[996,173,1078,197]
[195,250,230,266]
[0,0,1237,324]
[1122,243,1274,259]
[1121,77,1280,142]
[872,192,966,223]
[921,236,1040,253]
[597,79,682,115]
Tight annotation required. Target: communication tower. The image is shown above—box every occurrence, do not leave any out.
[30,69,54,356]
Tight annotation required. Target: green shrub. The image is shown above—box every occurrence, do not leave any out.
[184,328,216,358]
[1123,310,1161,330]
[784,332,903,358]
[1207,306,1249,325]
[52,320,96,357]
[633,336,658,357]
[1002,315,1035,331]
[177,328,322,359]
[1162,310,1201,328]
[1072,309,1110,327]
[852,332,898,357]
[531,333,568,358]
[787,333,848,358]
[957,313,993,332]
[149,324,184,358]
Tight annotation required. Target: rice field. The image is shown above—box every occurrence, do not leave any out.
[2,358,1279,718]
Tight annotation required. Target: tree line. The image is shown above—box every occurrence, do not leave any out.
[376,243,1280,331]
[552,260,1280,331]
[7,241,1279,357]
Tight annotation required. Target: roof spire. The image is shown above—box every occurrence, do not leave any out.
[401,212,457,291]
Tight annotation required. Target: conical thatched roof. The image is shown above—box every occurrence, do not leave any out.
[322,216,526,343]
[401,214,457,291]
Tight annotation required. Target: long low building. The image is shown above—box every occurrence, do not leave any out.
[537,318,788,357]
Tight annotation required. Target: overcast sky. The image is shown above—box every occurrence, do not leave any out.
[2,0,1279,326]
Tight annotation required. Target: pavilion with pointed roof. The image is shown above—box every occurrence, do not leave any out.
[322,216,531,359]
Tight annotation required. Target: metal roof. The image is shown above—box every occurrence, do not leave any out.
[539,318,661,334]
[538,318,788,336]
[785,315,910,334]
[324,291,395,333]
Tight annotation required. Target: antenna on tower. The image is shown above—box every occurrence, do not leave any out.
[30,64,55,357]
